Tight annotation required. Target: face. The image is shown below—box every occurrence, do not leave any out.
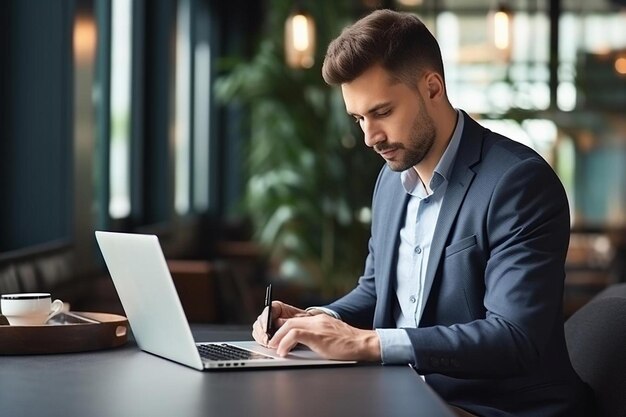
[341,65,437,172]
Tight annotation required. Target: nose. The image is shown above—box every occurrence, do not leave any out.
[361,118,384,148]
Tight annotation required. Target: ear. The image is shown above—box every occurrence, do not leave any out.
[424,72,445,100]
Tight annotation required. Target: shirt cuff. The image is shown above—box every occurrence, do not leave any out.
[376,328,415,365]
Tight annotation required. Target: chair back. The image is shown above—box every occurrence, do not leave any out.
[565,284,626,417]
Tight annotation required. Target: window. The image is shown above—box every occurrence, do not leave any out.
[175,0,192,215]
[436,10,551,114]
[193,17,212,212]
[175,0,214,215]
[108,0,134,219]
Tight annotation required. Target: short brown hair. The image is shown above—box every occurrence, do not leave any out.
[322,9,444,88]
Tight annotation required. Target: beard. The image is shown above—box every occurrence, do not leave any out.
[376,102,437,172]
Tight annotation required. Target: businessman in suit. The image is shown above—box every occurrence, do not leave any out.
[252,9,592,417]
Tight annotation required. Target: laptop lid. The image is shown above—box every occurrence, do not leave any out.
[95,231,355,370]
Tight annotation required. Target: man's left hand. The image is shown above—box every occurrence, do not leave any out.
[267,313,381,362]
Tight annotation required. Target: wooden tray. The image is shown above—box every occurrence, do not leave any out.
[0,312,129,355]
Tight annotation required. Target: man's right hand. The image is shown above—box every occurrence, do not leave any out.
[251,301,307,347]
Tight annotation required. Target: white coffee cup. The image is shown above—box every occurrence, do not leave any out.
[0,293,64,326]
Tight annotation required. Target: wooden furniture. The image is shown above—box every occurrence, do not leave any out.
[168,260,218,322]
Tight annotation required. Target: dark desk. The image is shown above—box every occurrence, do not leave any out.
[0,326,455,417]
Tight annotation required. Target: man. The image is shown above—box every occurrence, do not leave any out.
[252,9,592,417]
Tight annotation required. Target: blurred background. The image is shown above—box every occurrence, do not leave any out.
[1,0,625,324]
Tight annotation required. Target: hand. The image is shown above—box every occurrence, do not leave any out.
[252,301,307,347]
[268,313,381,362]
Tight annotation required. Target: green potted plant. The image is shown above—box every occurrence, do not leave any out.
[215,0,382,298]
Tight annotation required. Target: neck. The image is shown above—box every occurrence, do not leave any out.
[414,105,458,186]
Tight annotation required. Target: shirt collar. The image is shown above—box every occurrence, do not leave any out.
[401,109,464,197]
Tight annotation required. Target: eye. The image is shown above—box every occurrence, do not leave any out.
[374,109,391,118]
[353,116,363,125]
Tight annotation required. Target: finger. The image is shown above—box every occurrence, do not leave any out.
[269,317,307,356]
[275,317,291,327]
[265,302,296,331]
[272,301,306,319]
[266,316,292,349]
[251,317,269,346]
[253,312,264,333]
[251,319,261,342]
[275,313,322,328]
[262,306,270,332]
[275,328,304,357]
[268,316,309,350]
[258,305,277,336]
[253,326,269,347]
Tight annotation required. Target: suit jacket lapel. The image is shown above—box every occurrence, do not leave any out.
[418,113,484,322]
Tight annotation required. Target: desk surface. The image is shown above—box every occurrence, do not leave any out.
[0,325,454,417]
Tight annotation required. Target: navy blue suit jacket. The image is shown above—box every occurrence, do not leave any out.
[326,113,592,416]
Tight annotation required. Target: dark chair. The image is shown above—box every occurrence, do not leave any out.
[565,283,626,417]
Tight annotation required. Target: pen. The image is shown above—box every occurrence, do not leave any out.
[264,284,273,339]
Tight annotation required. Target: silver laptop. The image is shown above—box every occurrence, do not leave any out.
[95,231,355,371]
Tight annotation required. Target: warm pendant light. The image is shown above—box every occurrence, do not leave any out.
[285,9,316,69]
[615,54,626,76]
[395,0,423,6]
[489,2,513,61]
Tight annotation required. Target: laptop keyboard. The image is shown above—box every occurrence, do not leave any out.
[197,343,273,361]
